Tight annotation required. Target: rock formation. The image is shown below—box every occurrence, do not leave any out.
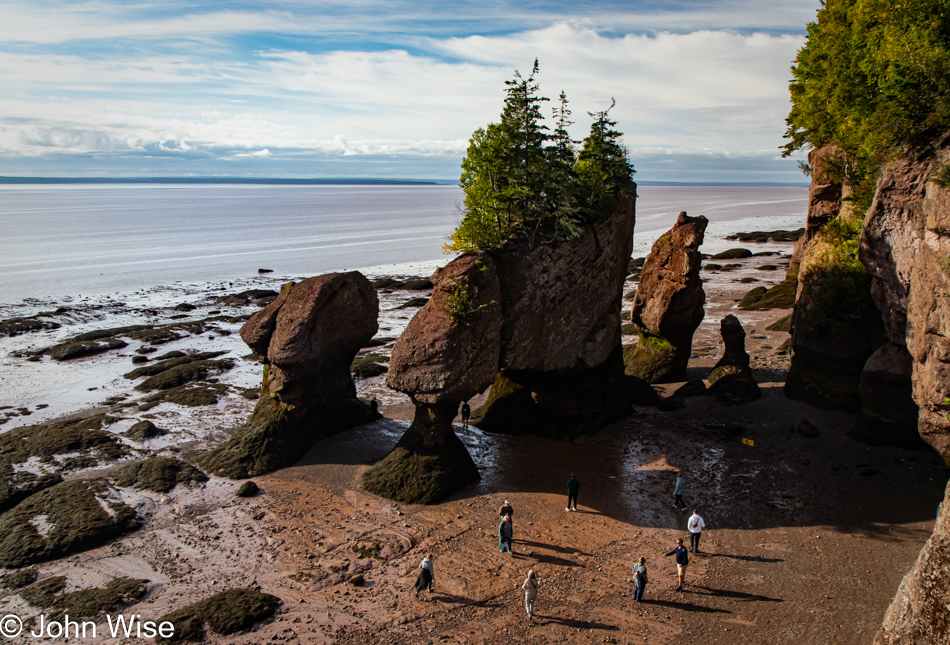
[707,315,760,405]
[369,195,636,503]
[875,483,950,644]
[785,156,885,411]
[202,273,378,478]
[860,139,950,640]
[363,253,501,504]
[624,211,707,382]
[789,144,845,275]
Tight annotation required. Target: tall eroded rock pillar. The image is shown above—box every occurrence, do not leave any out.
[624,211,707,382]
[202,272,378,478]
[362,252,502,504]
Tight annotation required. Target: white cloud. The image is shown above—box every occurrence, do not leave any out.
[0,17,808,180]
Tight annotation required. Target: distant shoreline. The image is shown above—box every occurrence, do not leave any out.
[0,176,808,187]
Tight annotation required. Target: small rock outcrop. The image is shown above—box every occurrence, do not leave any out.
[202,273,378,478]
[625,211,707,382]
[707,315,760,405]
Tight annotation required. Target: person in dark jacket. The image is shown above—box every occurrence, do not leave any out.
[664,538,689,591]
[566,474,580,511]
[498,515,514,553]
[673,472,686,510]
[460,401,471,428]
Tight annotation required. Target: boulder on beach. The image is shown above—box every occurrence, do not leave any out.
[202,272,378,479]
[625,211,707,382]
[155,588,281,644]
[0,478,140,568]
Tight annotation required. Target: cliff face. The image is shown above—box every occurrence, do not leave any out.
[786,148,886,412]
[866,140,950,641]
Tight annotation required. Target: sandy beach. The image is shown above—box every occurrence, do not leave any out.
[0,232,946,645]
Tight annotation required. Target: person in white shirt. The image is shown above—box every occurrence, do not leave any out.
[687,509,706,553]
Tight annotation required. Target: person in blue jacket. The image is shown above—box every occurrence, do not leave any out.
[664,538,689,591]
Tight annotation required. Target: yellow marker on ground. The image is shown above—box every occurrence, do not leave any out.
[742,438,755,447]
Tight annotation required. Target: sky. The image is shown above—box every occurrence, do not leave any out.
[0,0,822,183]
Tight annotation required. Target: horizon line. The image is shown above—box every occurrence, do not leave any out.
[0,176,809,188]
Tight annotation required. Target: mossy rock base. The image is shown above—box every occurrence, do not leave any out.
[157,588,281,644]
[622,333,679,383]
[362,441,478,505]
[0,479,140,568]
[0,414,125,514]
[765,313,793,332]
[201,395,373,478]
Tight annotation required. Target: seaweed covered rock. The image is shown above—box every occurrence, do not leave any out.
[113,457,208,493]
[707,315,760,405]
[20,576,148,620]
[156,588,281,644]
[622,332,677,383]
[202,273,378,478]
[737,278,798,311]
[124,419,167,442]
[626,211,707,382]
[363,401,479,504]
[0,479,140,568]
[0,414,126,513]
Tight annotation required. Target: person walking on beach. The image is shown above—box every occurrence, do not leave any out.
[499,499,514,532]
[499,514,514,554]
[415,553,434,595]
[522,569,539,622]
[632,556,648,602]
[673,472,686,510]
[461,401,471,429]
[566,474,580,512]
[687,509,706,553]
[665,538,689,591]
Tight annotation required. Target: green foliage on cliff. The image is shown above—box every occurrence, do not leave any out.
[784,0,950,205]
[441,278,489,326]
[447,60,635,252]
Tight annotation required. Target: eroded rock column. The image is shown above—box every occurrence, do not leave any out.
[202,273,378,478]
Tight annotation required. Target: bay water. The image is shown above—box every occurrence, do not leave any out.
[0,184,808,305]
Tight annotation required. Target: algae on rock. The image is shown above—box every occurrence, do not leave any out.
[156,588,281,643]
[0,478,140,568]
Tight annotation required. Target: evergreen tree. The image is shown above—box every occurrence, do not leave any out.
[448,62,635,252]
[576,99,636,217]
[543,91,582,241]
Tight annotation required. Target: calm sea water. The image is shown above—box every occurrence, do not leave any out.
[0,184,807,304]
